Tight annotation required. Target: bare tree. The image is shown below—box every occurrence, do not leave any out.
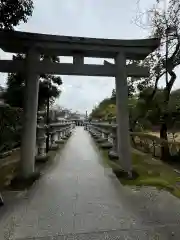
[135,0,180,160]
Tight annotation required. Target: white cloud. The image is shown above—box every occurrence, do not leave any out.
[2,0,176,113]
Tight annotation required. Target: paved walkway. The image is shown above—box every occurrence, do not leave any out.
[1,127,180,239]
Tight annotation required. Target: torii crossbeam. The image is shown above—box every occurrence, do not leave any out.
[0,30,160,177]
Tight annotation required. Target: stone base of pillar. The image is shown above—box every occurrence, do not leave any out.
[35,155,49,163]
[66,133,71,138]
[66,132,72,139]
[49,144,59,151]
[11,171,41,189]
[90,132,95,137]
[96,138,107,143]
[92,134,99,139]
[55,139,65,144]
[100,142,113,149]
[113,168,138,180]
[62,136,68,140]
[108,150,118,161]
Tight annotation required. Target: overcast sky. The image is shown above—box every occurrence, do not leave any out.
[0,0,179,114]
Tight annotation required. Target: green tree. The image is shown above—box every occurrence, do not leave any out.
[130,86,180,131]
[0,0,33,29]
[3,54,62,110]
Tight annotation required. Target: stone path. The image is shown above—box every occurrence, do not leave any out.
[1,127,180,239]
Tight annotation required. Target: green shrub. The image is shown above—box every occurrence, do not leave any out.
[0,105,23,153]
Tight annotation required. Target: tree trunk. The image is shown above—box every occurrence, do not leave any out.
[160,121,169,161]
[159,70,176,161]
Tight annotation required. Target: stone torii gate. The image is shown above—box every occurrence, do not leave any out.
[0,30,160,178]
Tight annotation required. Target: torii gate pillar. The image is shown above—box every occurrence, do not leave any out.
[20,49,40,178]
[115,52,132,175]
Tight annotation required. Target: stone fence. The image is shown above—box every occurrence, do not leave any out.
[85,122,180,160]
[85,122,119,160]
[36,121,75,161]
[0,121,74,160]
[130,132,180,159]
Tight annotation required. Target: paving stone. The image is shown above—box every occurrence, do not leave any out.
[1,127,180,240]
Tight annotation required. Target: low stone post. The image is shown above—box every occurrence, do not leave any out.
[49,130,52,148]
[91,126,100,139]
[48,127,53,149]
[96,127,107,143]
[56,124,64,144]
[88,124,93,134]
[61,126,67,140]
[84,121,88,130]
[52,130,58,144]
[99,126,113,149]
[64,126,69,138]
[68,123,72,136]
[104,131,109,141]
[108,125,118,160]
[86,123,90,131]
[91,126,98,138]
[94,127,101,140]
[90,124,96,136]
[101,131,105,139]
[49,124,59,150]
[60,122,73,142]
[36,123,47,161]
[57,126,61,140]
[61,127,65,138]
[88,124,92,133]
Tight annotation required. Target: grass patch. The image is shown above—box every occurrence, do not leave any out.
[9,145,64,191]
[0,162,18,189]
[0,150,20,190]
[9,171,41,190]
[0,142,65,191]
[100,149,180,199]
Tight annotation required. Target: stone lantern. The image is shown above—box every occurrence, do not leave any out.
[36,116,48,161]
